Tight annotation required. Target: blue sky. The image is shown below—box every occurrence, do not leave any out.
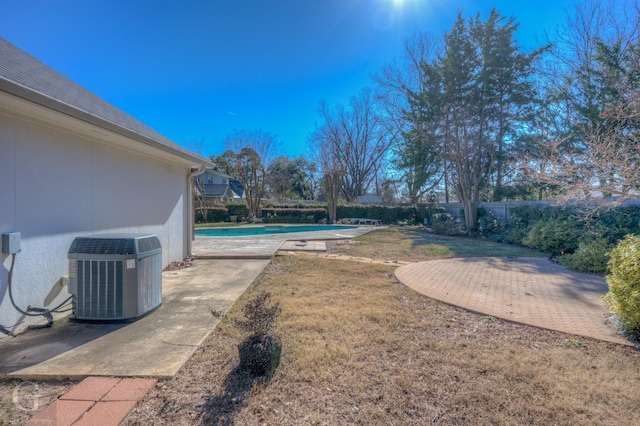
[1,0,572,158]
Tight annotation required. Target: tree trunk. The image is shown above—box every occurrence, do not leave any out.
[461,197,478,235]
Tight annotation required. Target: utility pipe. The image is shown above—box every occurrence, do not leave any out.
[187,165,206,258]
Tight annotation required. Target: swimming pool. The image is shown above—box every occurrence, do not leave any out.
[196,224,357,237]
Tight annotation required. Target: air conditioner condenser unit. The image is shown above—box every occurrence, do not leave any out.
[68,233,162,320]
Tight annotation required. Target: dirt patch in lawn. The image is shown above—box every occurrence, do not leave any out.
[122,254,639,425]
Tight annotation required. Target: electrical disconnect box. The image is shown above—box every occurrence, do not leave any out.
[2,232,21,254]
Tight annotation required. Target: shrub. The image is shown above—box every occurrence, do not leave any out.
[559,238,612,273]
[226,203,249,220]
[521,217,580,255]
[504,204,548,245]
[235,291,281,336]
[234,291,282,377]
[195,206,228,223]
[477,208,506,240]
[419,205,445,226]
[593,205,640,242]
[603,234,640,339]
[430,213,466,236]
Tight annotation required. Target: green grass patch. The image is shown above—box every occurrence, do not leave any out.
[417,245,455,256]
[344,227,546,261]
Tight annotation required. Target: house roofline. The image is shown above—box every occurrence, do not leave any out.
[0,76,213,168]
[202,168,234,179]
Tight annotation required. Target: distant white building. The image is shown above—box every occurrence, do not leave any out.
[0,38,212,334]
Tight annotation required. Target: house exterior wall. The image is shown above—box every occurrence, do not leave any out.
[0,112,189,332]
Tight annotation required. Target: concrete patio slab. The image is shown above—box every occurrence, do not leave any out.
[278,240,327,252]
[0,259,270,379]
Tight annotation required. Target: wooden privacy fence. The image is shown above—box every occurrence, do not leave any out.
[438,201,553,221]
[439,198,640,222]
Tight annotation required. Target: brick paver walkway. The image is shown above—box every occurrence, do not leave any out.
[395,257,632,346]
[27,377,156,425]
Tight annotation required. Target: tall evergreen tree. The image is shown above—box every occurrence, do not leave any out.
[398,60,444,203]
[407,9,543,233]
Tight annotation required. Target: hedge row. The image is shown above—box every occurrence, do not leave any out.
[195,207,229,223]
[261,208,327,224]
[196,202,444,225]
[475,204,640,273]
[336,204,447,225]
[195,203,250,223]
[427,203,640,273]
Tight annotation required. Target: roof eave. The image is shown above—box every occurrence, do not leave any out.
[0,77,213,168]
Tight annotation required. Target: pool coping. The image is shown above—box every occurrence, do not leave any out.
[194,224,360,237]
[192,225,383,258]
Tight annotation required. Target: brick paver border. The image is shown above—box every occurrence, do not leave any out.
[27,377,157,426]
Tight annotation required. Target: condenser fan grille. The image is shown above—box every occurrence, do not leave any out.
[68,238,135,255]
[137,236,161,253]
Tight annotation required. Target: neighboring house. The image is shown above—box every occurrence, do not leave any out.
[201,184,235,200]
[229,179,245,199]
[194,169,244,201]
[0,38,212,334]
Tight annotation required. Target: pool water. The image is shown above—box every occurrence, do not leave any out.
[196,224,357,237]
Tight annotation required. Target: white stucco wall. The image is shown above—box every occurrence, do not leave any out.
[0,111,190,334]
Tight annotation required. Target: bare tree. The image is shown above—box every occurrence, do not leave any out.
[375,33,446,203]
[319,151,344,224]
[309,88,398,202]
[235,147,265,219]
[534,67,640,201]
[193,174,208,222]
[224,129,280,219]
[224,129,280,171]
[527,0,640,202]
[375,32,441,133]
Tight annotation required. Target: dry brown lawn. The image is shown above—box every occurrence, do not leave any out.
[3,228,639,425]
[122,229,639,425]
